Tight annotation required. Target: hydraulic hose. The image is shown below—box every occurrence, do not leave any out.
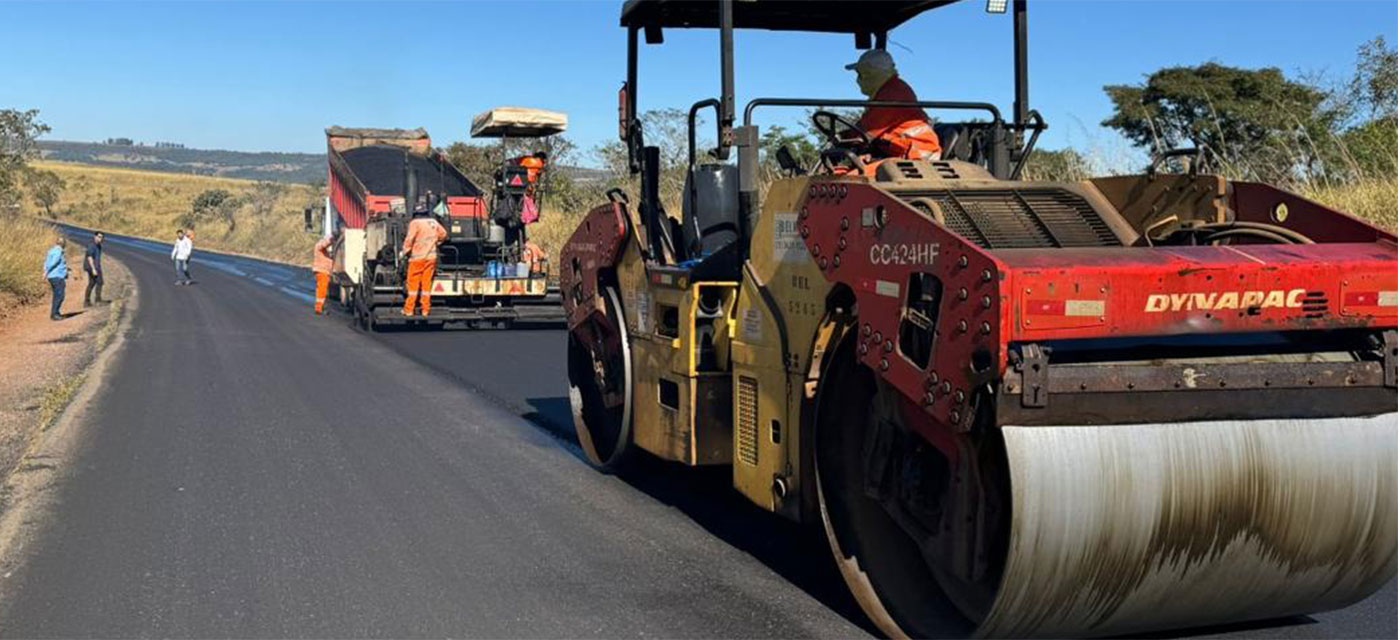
[1201,221,1315,244]
[1203,228,1295,245]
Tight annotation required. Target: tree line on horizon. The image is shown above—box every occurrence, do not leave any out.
[2,35,1394,236]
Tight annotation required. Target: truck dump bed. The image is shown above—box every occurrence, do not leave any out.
[340,145,480,201]
[326,126,485,230]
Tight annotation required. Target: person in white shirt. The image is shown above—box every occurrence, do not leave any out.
[172,228,194,285]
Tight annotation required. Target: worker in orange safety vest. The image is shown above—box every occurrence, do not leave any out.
[511,151,548,225]
[312,232,337,315]
[522,240,547,275]
[514,151,547,190]
[400,208,447,317]
[847,49,942,162]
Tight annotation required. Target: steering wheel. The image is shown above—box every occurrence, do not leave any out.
[812,110,873,174]
[811,110,871,149]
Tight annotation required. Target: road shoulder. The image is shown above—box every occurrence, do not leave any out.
[0,257,137,574]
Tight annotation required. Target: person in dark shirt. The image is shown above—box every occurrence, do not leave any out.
[84,231,105,306]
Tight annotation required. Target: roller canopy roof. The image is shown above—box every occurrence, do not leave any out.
[620,0,959,33]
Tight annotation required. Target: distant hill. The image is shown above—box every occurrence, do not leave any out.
[37,140,325,184]
[37,139,609,186]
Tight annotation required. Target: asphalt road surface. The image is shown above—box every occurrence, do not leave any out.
[0,230,1393,638]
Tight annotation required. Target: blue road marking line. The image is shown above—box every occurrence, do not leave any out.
[279,287,315,303]
[75,226,315,304]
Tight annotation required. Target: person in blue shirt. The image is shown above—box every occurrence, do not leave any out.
[43,235,69,321]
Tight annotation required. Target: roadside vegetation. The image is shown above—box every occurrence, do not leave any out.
[1095,36,1397,228]
[0,109,59,315]
[29,161,322,264]
[0,216,59,313]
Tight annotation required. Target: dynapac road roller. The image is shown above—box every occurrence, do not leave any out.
[561,1,1397,636]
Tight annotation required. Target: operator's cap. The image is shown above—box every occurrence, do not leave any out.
[845,49,895,73]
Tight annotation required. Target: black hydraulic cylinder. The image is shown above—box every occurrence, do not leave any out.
[642,146,665,261]
[1013,0,1029,128]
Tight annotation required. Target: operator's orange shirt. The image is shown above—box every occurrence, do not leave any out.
[402,217,447,260]
[858,75,942,161]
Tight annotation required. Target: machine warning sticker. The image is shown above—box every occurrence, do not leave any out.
[1065,300,1106,317]
[742,308,763,343]
[634,290,651,333]
[774,213,807,263]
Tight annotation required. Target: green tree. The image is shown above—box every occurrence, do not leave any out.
[187,188,239,232]
[1102,63,1338,181]
[25,168,65,216]
[443,135,585,214]
[759,125,821,175]
[1336,37,1397,177]
[0,109,50,211]
[1349,37,1397,121]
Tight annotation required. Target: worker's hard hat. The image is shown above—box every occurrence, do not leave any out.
[845,49,895,73]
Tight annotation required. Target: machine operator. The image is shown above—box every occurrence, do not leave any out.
[510,151,547,224]
[847,49,942,161]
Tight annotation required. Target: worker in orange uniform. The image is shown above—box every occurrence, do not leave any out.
[846,49,941,161]
[312,232,337,315]
[522,240,547,275]
[400,206,447,317]
[515,151,547,189]
[512,151,548,225]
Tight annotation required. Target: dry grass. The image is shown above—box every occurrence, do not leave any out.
[33,161,320,265]
[529,207,589,267]
[95,294,127,352]
[35,160,589,274]
[0,216,60,310]
[1299,175,1398,229]
[27,159,1394,279]
[36,373,85,432]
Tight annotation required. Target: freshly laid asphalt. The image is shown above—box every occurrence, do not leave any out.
[0,230,1392,638]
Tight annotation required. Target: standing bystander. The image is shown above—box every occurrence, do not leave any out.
[43,236,68,321]
[171,229,194,285]
[84,231,105,306]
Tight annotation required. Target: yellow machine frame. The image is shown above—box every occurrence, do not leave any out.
[609,177,836,520]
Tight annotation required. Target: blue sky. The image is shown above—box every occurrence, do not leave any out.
[1,0,1393,167]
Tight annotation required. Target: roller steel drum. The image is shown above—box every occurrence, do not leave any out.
[978,414,1397,637]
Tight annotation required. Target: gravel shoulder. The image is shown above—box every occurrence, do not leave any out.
[0,256,135,565]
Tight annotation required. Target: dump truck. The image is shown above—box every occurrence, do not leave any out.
[325,122,562,329]
[560,1,1397,637]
